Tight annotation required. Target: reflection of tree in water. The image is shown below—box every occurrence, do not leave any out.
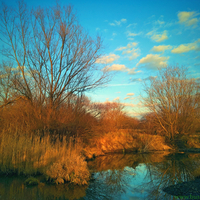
[1,153,200,200]
[134,153,200,200]
[82,168,135,200]
[86,152,171,199]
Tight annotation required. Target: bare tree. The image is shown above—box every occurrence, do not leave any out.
[0,1,109,120]
[143,66,200,140]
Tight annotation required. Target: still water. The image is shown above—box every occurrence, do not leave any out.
[0,152,200,200]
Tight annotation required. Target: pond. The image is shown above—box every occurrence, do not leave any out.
[0,152,200,200]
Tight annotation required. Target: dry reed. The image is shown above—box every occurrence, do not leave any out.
[0,129,90,185]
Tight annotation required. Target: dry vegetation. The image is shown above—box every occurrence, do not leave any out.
[84,130,171,159]
[0,1,200,187]
[0,128,90,185]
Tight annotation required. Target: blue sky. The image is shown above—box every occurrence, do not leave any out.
[5,0,200,117]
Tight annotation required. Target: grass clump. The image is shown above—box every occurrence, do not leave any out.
[24,177,40,186]
[46,155,90,185]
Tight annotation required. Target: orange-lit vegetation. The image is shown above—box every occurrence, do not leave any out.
[0,128,90,185]
[0,1,200,187]
[84,130,171,159]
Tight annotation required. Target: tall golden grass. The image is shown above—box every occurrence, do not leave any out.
[0,129,90,185]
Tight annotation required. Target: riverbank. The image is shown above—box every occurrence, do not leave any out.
[0,128,200,185]
[83,130,172,159]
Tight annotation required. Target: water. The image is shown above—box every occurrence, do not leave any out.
[0,152,200,200]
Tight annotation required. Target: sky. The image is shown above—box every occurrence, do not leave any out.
[4,0,200,118]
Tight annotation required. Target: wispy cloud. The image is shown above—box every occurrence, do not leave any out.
[178,11,199,27]
[96,54,120,64]
[126,31,141,37]
[126,23,137,28]
[102,65,142,75]
[116,42,138,51]
[103,64,126,72]
[143,76,157,81]
[171,39,200,53]
[147,30,168,42]
[113,97,120,101]
[130,78,143,82]
[122,102,143,108]
[136,54,169,69]
[109,18,127,26]
[151,45,172,52]
[127,93,134,96]
[116,42,140,60]
[154,19,165,25]
[130,76,157,82]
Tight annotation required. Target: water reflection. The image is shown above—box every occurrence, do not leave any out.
[0,153,200,200]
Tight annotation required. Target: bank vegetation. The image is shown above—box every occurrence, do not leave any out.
[0,1,200,186]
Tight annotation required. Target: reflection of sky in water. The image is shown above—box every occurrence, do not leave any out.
[1,153,200,200]
[83,163,174,200]
[122,164,148,200]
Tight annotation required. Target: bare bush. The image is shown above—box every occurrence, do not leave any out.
[143,66,200,140]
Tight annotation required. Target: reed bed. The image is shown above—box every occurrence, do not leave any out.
[0,129,90,185]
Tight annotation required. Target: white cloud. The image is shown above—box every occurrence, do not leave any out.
[113,97,120,101]
[178,11,199,27]
[103,64,126,72]
[171,39,200,53]
[116,42,140,60]
[122,103,136,107]
[171,44,196,53]
[122,102,144,108]
[127,67,142,75]
[127,31,141,37]
[127,93,134,96]
[122,48,140,60]
[136,54,169,69]
[96,54,120,64]
[147,30,168,42]
[116,42,138,51]
[124,97,130,100]
[109,18,127,26]
[102,65,141,75]
[151,45,172,52]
